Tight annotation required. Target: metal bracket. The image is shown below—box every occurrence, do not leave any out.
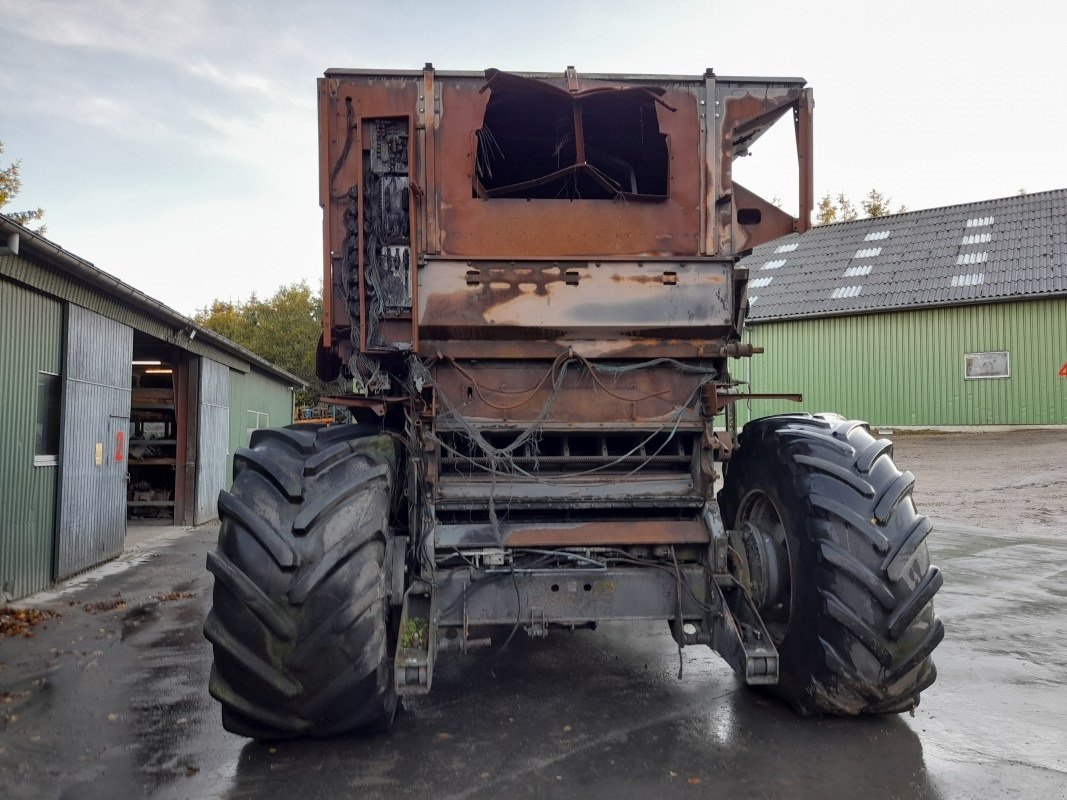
[708,577,779,685]
[702,502,729,576]
[389,535,408,606]
[395,582,437,695]
[526,606,547,639]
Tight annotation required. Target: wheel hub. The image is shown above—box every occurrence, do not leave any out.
[731,492,792,642]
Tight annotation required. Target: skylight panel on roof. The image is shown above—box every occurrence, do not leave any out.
[750,276,774,288]
[966,216,994,227]
[844,265,873,277]
[761,259,787,270]
[774,243,799,253]
[831,285,863,299]
[961,232,992,245]
[864,230,891,241]
[957,252,989,265]
[951,273,985,287]
[748,296,759,305]
[854,247,882,259]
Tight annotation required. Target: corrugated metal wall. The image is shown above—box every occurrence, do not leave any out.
[740,296,1067,427]
[0,278,63,600]
[195,358,230,524]
[2,251,250,372]
[226,366,294,477]
[55,305,133,579]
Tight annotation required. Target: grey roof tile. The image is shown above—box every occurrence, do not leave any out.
[740,188,1067,321]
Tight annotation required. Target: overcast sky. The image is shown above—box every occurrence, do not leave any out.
[2,0,1065,315]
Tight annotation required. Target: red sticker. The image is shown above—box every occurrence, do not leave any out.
[115,430,125,462]
[1060,362,1067,378]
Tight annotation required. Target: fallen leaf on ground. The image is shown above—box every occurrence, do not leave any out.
[154,591,195,602]
[83,599,127,614]
[0,607,60,638]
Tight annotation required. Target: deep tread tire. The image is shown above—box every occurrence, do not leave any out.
[204,424,399,739]
[718,413,944,715]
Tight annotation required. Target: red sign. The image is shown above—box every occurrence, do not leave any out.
[115,430,125,462]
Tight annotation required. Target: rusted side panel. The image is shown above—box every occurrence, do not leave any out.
[434,77,703,258]
[418,259,732,341]
[320,76,422,349]
[714,79,811,255]
[317,79,334,346]
[315,66,813,379]
[420,338,738,361]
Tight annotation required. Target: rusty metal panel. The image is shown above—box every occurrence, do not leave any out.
[55,305,132,580]
[316,68,813,362]
[713,78,812,254]
[418,259,732,342]
[434,75,703,258]
[0,276,63,599]
[195,358,230,525]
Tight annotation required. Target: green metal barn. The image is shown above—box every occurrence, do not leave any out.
[736,189,1067,428]
[0,215,300,601]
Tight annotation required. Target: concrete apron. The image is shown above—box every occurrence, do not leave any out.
[0,522,1064,799]
[12,525,202,607]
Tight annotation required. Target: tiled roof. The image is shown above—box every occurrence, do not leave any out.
[739,188,1067,322]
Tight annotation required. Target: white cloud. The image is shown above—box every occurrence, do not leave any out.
[4,0,1067,319]
[0,0,212,66]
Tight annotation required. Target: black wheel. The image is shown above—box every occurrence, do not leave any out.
[718,413,944,715]
[204,424,400,739]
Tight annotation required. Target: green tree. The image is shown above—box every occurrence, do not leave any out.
[0,140,46,232]
[195,281,323,406]
[816,194,838,225]
[815,189,906,225]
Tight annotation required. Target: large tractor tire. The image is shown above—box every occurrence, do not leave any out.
[204,424,399,739]
[718,413,944,715]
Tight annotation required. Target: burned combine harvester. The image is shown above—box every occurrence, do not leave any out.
[205,66,944,738]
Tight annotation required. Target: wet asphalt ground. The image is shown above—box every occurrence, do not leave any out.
[1,431,1065,799]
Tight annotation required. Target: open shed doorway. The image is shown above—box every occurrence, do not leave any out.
[127,333,197,527]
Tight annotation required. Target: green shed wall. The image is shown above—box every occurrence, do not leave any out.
[0,278,63,599]
[739,296,1067,427]
[226,367,294,477]
[0,251,255,373]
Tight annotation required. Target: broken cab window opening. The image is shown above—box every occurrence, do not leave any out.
[475,77,670,201]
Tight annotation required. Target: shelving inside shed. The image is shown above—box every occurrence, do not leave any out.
[128,352,179,522]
